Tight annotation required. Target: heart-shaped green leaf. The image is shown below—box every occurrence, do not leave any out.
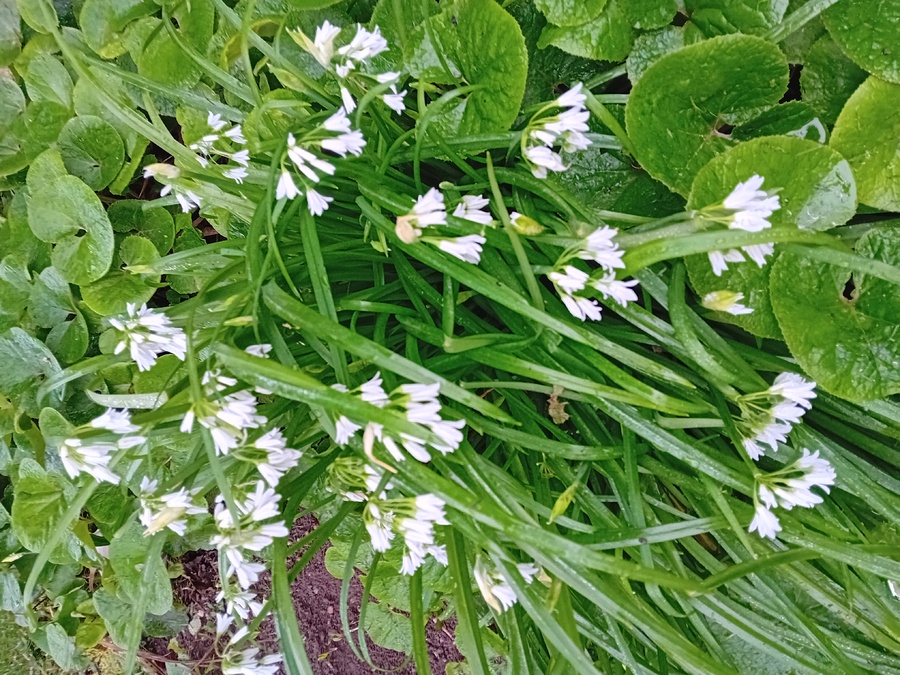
[626,34,789,195]
[823,0,900,83]
[535,0,608,27]
[81,235,160,315]
[108,200,175,255]
[27,174,115,285]
[801,34,867,125]
[686,135,856,337]
[770,227,900,402]
[57,115,125,191]
[0,327,63,417]
[830,76,900,212]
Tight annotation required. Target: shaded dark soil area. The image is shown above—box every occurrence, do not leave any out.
[145,516,462,674]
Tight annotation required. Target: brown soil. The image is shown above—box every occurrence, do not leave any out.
[144,515,462,674]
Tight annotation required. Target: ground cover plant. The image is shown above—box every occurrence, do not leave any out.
[0,0,899,672]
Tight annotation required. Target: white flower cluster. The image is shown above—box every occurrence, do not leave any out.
[473,556,541,613]
[702,175,780,276]
[143,163,203,213]
[366,494,449,575]
[395,188,492,265]
[290,21,405,115]
[522,83,592,179]
[733,372,837,540]
[547,225,639,321]
[109,303,187,372]
[332,372,466,463]
[192,112,250,184]
[738,373,817,460]
[749,450,837,539]
[139,477,207,536]
[58,408,145,485]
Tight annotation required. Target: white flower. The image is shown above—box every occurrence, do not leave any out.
[474,557,539,613]
[376,71,400,83]
[400,382,440,402]
[395,188,446,243]
[556,83,586,109]
[286,136,335,182]
[708,248,746,276]
[548,265,588,294]
[340,85,356,113]
[245,343,272,358]
[337,25,388,62]
[544,107,589,136]
[452,195,493,225]
[238,480,283,522]
[335,416,362,445]
[175,190,202,213]
[140,483,206,535]
[321,130,366,157]
[324,107,351,133]
[772,400,806,424]
[749,450,836,539]
[222,647,282,675]
[769,373,816,410]
[306,188,333,216]
[428,418,465,454]
[232,149,250,167]
[436,234,485,264]
[252,429,302,486]
[359,372,390,407]
[190,133,219,155]
[207,112,227,132]
[591,271,639,307]
[524,145,566,178]
[578,226,624,270]
[182,386,266,456]
[743,242,774,267]
[90,408,140,434]
[365,502,395,552]
[749,502,781,539]
[383,85,406,114]
[217,588,264,622]
[216,612,233,635]
[561,130,591,153]
[723,175,780,232]
[276,171,299,200]
[224,125,247,145]
[59,438,120,484]
[224,167,248,184]
[109,303,187,371]
[560,294,602,322]
[702,290,753,315]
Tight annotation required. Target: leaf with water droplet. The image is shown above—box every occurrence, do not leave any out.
[770,227,900,402]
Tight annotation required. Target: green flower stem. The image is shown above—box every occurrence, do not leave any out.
[623,229,841,273]
[766,0,842,43]
[585,91,637,158]
[656,417,726,429]
[586,64,628,89]
[487,153,545,312]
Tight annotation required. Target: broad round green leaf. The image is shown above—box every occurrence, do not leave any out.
[535,0,608,27]
[830,76,900,211]
[81,235,160,315]
[801,34,867,125]
[538,0,636,62]
[80,0,157,59]
[29,267,74,329]
[771,227,900,402]
[0,75,25,128]
[108,200,175,254]
[22,53,72,109]
[454,0,528,135]
[0,327,63,416]
[46,311,88,364]
[731,101,827,143]
[684,0,788,37]
[0,257,29,332]
[127,0,214,87]
[27,175,114,285]
[109,521,173,615]
[57,115,125,191]
[823,0,900,83]
[626,34,789,194]
[0,0,21,66]
[10,458,81,565]
[686,136,856,337]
